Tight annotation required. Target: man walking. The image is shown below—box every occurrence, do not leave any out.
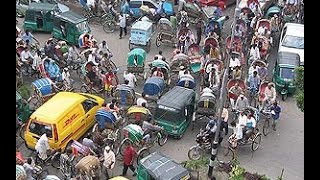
[122,141,137,177]
[119,12,128,39]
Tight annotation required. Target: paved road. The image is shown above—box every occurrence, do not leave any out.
[16,1,304,179]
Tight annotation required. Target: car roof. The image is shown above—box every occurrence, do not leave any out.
[157,86,195,110]
[55,11,87,24]
[27,2,57,11]
[31,92,86,122]
[284,23,304,37]
[140,152,189,180]
[278,52,300,66]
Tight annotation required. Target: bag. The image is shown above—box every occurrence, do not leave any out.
[75,155,100,174]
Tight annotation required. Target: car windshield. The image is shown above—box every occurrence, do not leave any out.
[28,120,53,138]
[76,21,89,32]
[282,35,304,49]
[155,107,184,123]
[280,68,295,80]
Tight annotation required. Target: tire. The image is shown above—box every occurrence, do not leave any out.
[50,152,61,169]
[92,123,99,133]
[157,131,168,146]
[263,119,271,136]
[117,138,131,156]
[188,145,203,160]
[155,34,162,47]
[137,148,150,166]
[217,146,234,163]
[80,85,90,93]
[251,133,262,151]
[281,93,287,101]
[103,21,116,33]
[19,124,26,141]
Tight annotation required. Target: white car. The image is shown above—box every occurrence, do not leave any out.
[278,23,304,65]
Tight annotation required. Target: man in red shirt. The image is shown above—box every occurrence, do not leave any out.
[122,141,137,176]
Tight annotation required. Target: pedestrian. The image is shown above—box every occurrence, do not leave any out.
[124,72,137,89]
[220,105,229,135]
[195,18,202,45]
[103,146,116,179]
[119,12,128,39]
[22,29,39,45]
[35,132,51,161]
[23,157,35,180]
[122,141,137,177]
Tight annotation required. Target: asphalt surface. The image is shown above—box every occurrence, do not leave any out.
[16,1,304,179]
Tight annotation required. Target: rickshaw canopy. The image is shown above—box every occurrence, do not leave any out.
[127,48,146,67]
[143,77,165,96]
[123,124,144,144]
[95,109,117,123]
[151,59,170,71]
[177,77,196,89]
[32,78,53,97]
[138,152,190,180]
[265,6,282,18]
[127,105,149,115]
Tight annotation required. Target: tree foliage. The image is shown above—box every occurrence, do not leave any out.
[294,66,304,112]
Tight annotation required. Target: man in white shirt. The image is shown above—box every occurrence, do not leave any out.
[124,72,137,89]
[262,83,277,110]
[98,40,111,55]
[229,55,241,69]
[257,25,267,36]
[137,92,148,107]
[119,12,129,39]
[20,47,34,63]
[180,70,194,81]
[248,64,260,77]
[249,44,260,62]
[178,66,186,79]
[103,146,115,179]
[208,67,219,88]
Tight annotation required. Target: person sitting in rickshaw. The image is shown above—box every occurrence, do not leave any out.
[83,33,94,48]
[231,66,242,79]
[270,14,280,33]
[258,66,268,81]
[142,115,163,145]
[209,45,221,60]
[204,118,223,144]
[201,84,215,98]
[257,24,268,36]
[152,67,164,78]
[179,70,194,81]
[178,65,186,79]
[178,32,187,53]
[229,54,241,71]
[235,93,249,111]
[228,83,243,109]
[262,83,277,110]
[85,63,103,89]
[103,69,116,95]
[234,25,243,38]
[20,46,34,64]
[47,60,61,81]
[242,111,257,142]
[248,71,260,93]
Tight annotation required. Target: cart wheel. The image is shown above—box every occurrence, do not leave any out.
[19,124,26,141]
[251,133,262,151]
[217,146,235,163]
[155,35,161,47]
[143,72,147,80]
[137,148,150,166]
[102,21,116,33]
[167,78,171,86]
[281,93,287,101]
[157,131,168,146]
[80,84,90,93]
[262,119,271,136]
[92,123,99,134]
[188,145,203,160]
[117,138,131,156]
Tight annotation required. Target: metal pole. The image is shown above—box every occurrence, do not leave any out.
[207,0,240,178]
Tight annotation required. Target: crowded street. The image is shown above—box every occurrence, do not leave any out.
[16,0,304,179]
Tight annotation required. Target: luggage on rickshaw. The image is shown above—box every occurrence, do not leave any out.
[177,76,196,89]
[16,165,27,180]
[144,77,165,97]
[155,18,176,47]
[29,78,56,108]
[71,140,92,157]
[114,84,136,107]
[126,105,152,126]
[187,43,202,73]
[75,155,101,178]
[127,48,147,78]
[39,57,62,82]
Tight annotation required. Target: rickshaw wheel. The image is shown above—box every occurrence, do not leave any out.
[188,145,203,161]
[157,131,168,146]
[92,123,99,134]
[155,35,162,47]
[251,133,262,151]
[102,21,116,33]
[281,93,287,101]
[217,146,235,164]
[136,148,150,166]
[117,138,131,156]
[19,124,26,141]
[128,43,134,51]
[80,85,90,93]
[262,119,271,136]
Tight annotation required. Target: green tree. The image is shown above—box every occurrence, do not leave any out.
[294,66,304,112]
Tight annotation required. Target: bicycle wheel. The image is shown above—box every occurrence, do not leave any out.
[157,131,168,146]
[188,145,203,161]
[117,138,131,156]
[103,21,116,33]
[19,124,26,141]
[217,146,235,164]
[137,148,150,166]
[80,84,90,93]
[92,123,99,133]
[251,133,262,151]
[262,119,271,136]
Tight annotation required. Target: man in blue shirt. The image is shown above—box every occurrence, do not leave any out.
[248,71,260,93]
[270,101,281,131]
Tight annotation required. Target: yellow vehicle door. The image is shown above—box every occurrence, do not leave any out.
[81,99,100,128]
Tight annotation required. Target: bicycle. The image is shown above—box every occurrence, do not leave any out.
[248,87,258,108]
[261,109,277,136]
